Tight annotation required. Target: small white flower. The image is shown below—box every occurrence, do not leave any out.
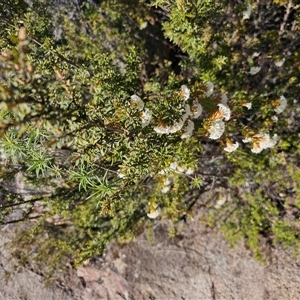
[176,165,186,173]
[147,204,161,219]
[271,115,278,123]
[206,81,214,96]
[217,103,231,121]
[251,132,278,153]
[275,58,285,67]
[161,185,171,194]
[221,93,228,105]
[274,95,287,114]
[169,119,185,133]
[180,85,190,101]
[130,94,144,111]
[215,197,227,209]
[163,177,172,186]
[117,171,126,179]
[242,4,252,20]
[147,210,160,219]
[154,125,170,134]
[252,52,260,58]
[181,120,194,139]
[249,66,261,75]
[141,108,152,127]
[183,104,192,120]
[208,119,225,140]
[169,161,179,171]
[191,103,203,118]
[243,102,252,109]
[242,137,252,143]
[224,141,239,153]
[185,168,194,175]
[161,177,172,193]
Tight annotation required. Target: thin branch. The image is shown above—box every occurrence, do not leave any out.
[279,0,294,35]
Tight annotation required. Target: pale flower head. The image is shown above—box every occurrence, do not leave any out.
[147,202,161,219]
[249,66,261,75]
[242,136,252,143]
[208,119,225,140]
[181,120,194,139]
[191,103,203,118]
[242,102,252,110]
[206,81,214,96]
[169,119,184,133]
[185,168,194,175]
[183,104,192,120]
[130,94,144,111]
[154,124,170,135]
[274,95,287,114]
[242,4,252,20]
[180,85,190,101]
[161,185,171,194]
[224,139,239,153]
[141,108,152,127]
[275,58,285,67]
[271,115,278,123]
[217,103,231,121]
[251,132,279,153]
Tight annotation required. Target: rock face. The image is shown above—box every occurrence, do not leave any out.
[2,213,300,300]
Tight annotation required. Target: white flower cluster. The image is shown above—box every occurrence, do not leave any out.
[275,58,285,67]
[208,119,226,140]
[208,103,231,140]
[224,140,239,153]
[243,132,278,153]
[206,81,214,96]
[249,66,261,75]
[161,177,172,194]
[141,108,152,127]
[159,161,194,176]
[130,94,154,128]
[243,102,252,110]
[130,94,144,111]
[242,4,252,20]
[181,120,194,139]
[274,95,287,114]
[154,85,202,139]
[180,85,190,101]
[147,202,161,219]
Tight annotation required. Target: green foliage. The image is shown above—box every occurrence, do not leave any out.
[0,0,300,277]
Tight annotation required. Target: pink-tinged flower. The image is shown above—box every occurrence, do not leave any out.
[130,94,144,111]
[208,119,225,140]
[224,140,239,153]
[274,95,287,114]
[180,85,190,101]
[249,66,261,75]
